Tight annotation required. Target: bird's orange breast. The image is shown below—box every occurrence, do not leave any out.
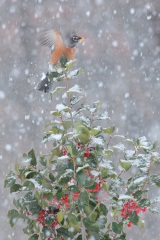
[63,47,76,61]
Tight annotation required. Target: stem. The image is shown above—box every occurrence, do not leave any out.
[141,156,155,191]
[88,202,100,218]
[81,211,87,240]
[106,135,113,149]
[64,68,74,129]
[73,161,77,185]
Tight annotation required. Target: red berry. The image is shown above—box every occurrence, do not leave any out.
[84,148,90,158]
[127,221,132,228]
[73,192,79,199]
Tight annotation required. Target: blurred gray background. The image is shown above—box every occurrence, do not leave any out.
[1,0,160,239]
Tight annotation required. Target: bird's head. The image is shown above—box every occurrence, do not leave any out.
[68,32,85,48]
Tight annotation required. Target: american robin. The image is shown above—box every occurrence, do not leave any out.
[37,29,85,92]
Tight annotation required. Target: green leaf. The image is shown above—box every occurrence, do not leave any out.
[66,59,75,70]
[28,149,37,166]
[57,211,64,223]
[49,71,59,79]
[56,188,63,200]
[76,170,87,186]
[88,232,101,239]
[68,213,78,225]
[4,171,16,188]
[55,103,70,113]
[78,133,90,144]
[68,68,83,77]
[125,138,135,147]
[24,192,35,203]
[98,203,108,215]
[10,184,22,193]
[66,144,77,156]
[39,156,47,166]
[76,164,90,173]
[90,127,102,136]
[51,86,66,96]
[57,227,75,238]
[42,183,53,192]
[23,180,35,191]
[150,175,160,187]
[138,199,150,207]
[42,226,52,237]
[134,190,143,199]
[8,209,19,218]
[96,113,110,120]
[80,190,89,204]
[83,218,99,232]
[149,206,159,213]
[112,222,123,234]
[78,190,89,209]
[67,84,82,94]
[114,235,126,240]
[113,143,125,151]
[28,234,39,240]
[60,55,68,67]
[138,218,145,228]
[102,234,112,240]
[103,125,115,134]
[28,202,41,214]
[77,235,82,240]
[97,215,107,229]
[44,192,54,201]
[23,221,35,235]
[50,111,61,117]
[129,212,139,225]
[62,120,72,130]
[15,162,19,172]
[84,205,97,221]
[8,210,20,227]
[70,96,83,105]
[68,185,79,192]
[49,172,55,182]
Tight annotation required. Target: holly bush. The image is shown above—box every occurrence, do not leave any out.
[4,59,160,240]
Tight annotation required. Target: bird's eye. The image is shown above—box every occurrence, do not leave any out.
[72,36,78,42]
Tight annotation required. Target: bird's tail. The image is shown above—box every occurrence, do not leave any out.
[36,73,52,93]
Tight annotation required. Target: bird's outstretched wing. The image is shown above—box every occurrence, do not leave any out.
[40,29,64,52]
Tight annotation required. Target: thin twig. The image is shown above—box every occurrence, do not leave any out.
[141,156,155,191]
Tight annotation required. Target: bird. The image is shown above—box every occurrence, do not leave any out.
[36,29,85,93]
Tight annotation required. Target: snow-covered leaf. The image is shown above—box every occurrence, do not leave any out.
[91,136,104,145]
[120,159,132,170]
[96,112,110,120]
[67,84,82,94]
[50,86,66,96]
[113,143,125,151]
[90,126,102,136]
[70,95,83,105]
[43,133,62,143]
[56,103,70,112]
[118,194,133,200]
[76,164,90,173]
[134,176,147,184]
[103,125,115,134]
[68,68,83,78]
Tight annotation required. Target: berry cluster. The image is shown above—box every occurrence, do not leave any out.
[121,200,147,228]
[37,209,58,227]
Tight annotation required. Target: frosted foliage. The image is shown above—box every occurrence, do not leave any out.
[1,0,160,239]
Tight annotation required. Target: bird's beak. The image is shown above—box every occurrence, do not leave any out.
[79,37,86,41]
